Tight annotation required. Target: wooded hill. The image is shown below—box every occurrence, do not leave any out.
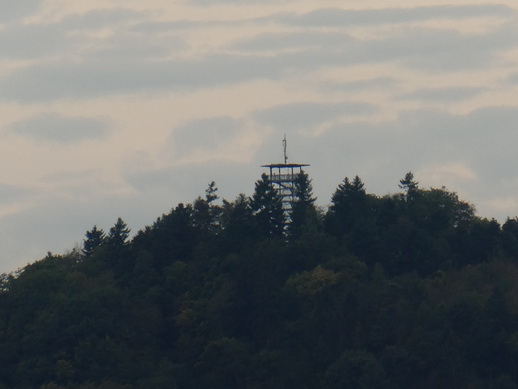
[2,172,518,388]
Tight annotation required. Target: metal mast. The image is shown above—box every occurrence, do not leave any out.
[283,135,288,164]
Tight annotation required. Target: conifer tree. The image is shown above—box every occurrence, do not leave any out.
[82,225,106,257]
[221,194,254,242]
[205,181,218,204]
[290,171,317,236]
[399,171,419,201]
[331,175,366,209]
[251,174,284,237]
[329,175,367,214]
[192,181,222,235]
[107,217,130,247]
[326,175,368,233]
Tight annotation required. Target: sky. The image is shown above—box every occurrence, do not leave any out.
[1,0,518,272]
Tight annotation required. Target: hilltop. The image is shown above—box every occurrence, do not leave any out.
[1,172,518,388]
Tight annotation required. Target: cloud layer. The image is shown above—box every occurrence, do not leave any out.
[11,113,109,143]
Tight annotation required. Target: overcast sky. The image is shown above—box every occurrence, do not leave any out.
[1,0,518,272]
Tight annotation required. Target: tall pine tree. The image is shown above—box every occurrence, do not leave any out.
[251,174,285,237]
[324,175,375,242]
[107,217,130,248]
[82,225,106,257]
[290,171,318,237]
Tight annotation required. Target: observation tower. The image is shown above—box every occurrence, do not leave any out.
[261,136,310,215]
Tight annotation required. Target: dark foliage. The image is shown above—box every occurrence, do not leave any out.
[1,173,518,388]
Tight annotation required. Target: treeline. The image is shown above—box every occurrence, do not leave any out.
[2,172,518,388]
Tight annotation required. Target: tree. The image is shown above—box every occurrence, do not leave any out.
[399,171,419,201]
[107,218,130,248]
[502,217,518,257]
[290,172,318,237]
[192,182,222,236]
[194,337,251,388]
[82,226,106,257]
[329,175,367,214]
[321,350,389,389]
[220,194,255,244]
[250,174,285,237]
[410,187,475,232]
[326,175,368,236]
[205,181,218,204]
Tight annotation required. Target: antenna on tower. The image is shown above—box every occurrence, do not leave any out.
[283,135,288,164]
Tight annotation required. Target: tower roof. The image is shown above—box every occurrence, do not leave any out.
[261,163,310,168]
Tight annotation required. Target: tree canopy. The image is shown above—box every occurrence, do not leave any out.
[1,172,518,388]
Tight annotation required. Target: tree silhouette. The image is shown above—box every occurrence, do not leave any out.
[251,174,284,237]
[107,218,130,248]
[82,225,106,257]
[290,171,318,237]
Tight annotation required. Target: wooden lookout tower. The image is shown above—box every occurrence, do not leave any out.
[261,136,310,218]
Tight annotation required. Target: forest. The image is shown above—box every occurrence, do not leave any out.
[2,171,518,388]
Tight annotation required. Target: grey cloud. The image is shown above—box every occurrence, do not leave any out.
[0,22,74,60]
[1,13,516,102]
[400,87,487,102]
[392,28,513,71]
[460,106,518,177]
[125,160,256,202]
[129,14,275,33]
[0,183,32,203]
[317,106,518,193]
[0,0,43,22]
[366,107,517,166]
[233,22,516,71]
[130,19,231,33]
[66,10,184,60]
[0,53,290,102]
[189,0,279,5]
[84,34,180,61]
[339,26,515,72]
[59,8,142,30]
[254,101,377,132]
[324,77,397,92]
[232,31,355,51]
[131,21,195,33]
[123,5,514,32]
[11,113,110,143]
[0,8,162,60]
[172,116,242,157]
[279,5,514,27]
